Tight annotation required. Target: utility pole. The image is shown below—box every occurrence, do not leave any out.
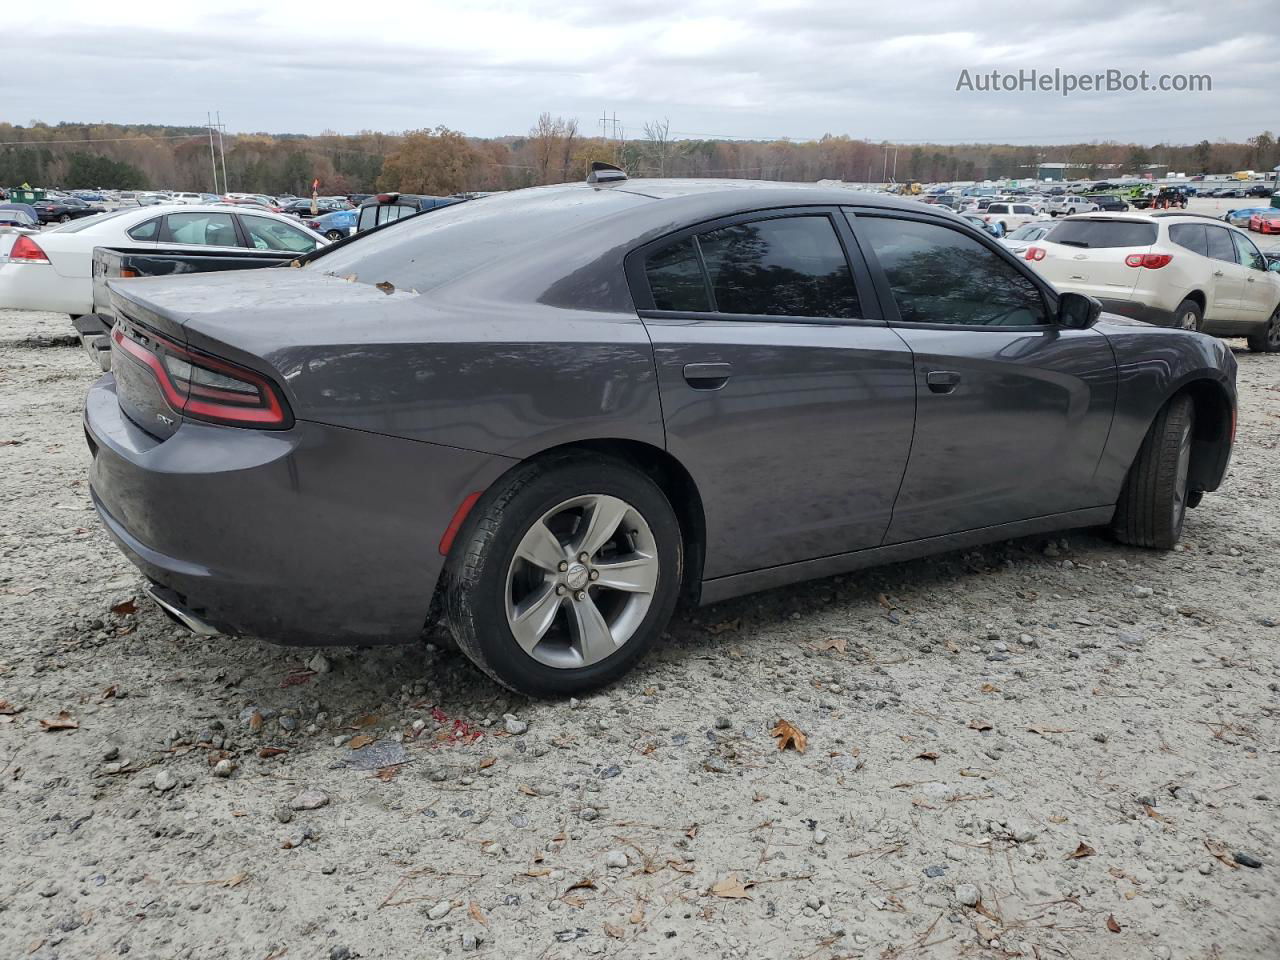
[206,112,219,193]
[216,111,228,195]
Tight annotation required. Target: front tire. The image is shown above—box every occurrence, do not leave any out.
[325,230,344,241]
[1111,394,1195,549]
[1246,305,1280,353]
[444,454,682,696]
[58,214,71,223]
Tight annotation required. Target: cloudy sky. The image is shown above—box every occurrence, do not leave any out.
[5,0,1278,143]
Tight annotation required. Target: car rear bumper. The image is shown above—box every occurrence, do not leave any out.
[84,374,511,645]
[0,262,92,314]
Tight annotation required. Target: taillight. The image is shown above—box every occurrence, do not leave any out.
[9,235,49,263]
[1025,247,1046,261]
[1124,253,1173,269]
[110,325,291,429]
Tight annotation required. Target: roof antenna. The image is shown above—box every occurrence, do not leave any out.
[586,161,627,185]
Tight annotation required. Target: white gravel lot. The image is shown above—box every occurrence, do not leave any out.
[0,263,1278,960]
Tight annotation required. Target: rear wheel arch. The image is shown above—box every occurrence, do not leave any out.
[1182,290,1206,313]
[451,439,707,604]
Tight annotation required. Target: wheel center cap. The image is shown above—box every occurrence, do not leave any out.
[564,562,590,591]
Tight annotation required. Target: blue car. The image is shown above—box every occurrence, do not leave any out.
[304,208,358,241]
[1223,207,1273,228]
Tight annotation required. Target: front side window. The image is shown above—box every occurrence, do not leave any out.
[241,215,319,253]
[696,216,861,318]
[1204,226,1237,263]
[858,216,1048,327]
[164,212,240,247]
[1230,230,1266,271]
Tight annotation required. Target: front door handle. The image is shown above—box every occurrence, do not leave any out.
[682,362,732,390]
[926,370,961,394]
[1246,276,1256,283]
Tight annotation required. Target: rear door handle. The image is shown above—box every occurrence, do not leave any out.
[926,370,961,394]
[682,362,732,389]
[1213,270,1224,277]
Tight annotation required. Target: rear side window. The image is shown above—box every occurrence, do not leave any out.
[127,218,160,242]
[1169,223,1208,257]
[697,217,861,318]
[857,216,1047,327]
[645,238,710,311]
[1205,226,1237,263]
[988,204,1009,214]
[357,203,416,232]
[1013,205,1034,215]
[1046,220,1157,248]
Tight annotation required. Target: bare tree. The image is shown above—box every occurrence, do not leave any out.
[643,117,673,177]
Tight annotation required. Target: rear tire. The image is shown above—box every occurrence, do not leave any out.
[1246,305,1280,353]
[1173,299,1203,332]
[1111,394,1195,549]
[58,214,71,223]
[325,230,344,241]
[444,454,682,697]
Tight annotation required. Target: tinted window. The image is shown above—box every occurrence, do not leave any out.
[164,212,239,247]
[1013,205,1034,215]
[127,217,161,242]
[1046,219,1157,248]
[645,237,710,311]
[1169,223,1208,257]
[1205,226,1237,263]
[696,216,861,318]
[241,215,318,253]
[988,204,1010,214]
[858,217,1047,327]
[1231,230,1266,270]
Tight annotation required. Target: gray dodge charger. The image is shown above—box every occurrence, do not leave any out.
[85,172,1237,695]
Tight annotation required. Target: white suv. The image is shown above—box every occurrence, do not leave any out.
[980,202,1042,233]
[1044,196,1100,217]
[1025,212,1280,351]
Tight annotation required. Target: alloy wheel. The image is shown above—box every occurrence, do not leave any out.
[505,494,658,669]
[1178,309,1199,331]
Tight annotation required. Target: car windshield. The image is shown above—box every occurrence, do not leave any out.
[1047,219,1157,248]
[311,188,650,292]
[1007,223,1049,240]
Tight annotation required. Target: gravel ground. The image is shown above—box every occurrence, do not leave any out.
[0,303,1277,960]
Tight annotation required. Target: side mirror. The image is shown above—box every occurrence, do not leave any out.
[1058,291,1102,329]
[1268,260,1280,273]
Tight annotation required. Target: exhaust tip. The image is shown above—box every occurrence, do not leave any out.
[144,583,223,637]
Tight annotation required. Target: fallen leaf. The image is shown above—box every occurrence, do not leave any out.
[603,921,625,939]
[279,670,315,688]
[565,878,596,894]
[479,755,497,769]
[0,700,21,715]
[469,901,487,925]
[915,751,940,763]
[223,872,248,888]
[815,636,847,653]
[517,784,538,797]
[1106,914,1121,933]
[258,747,288,759]
[967,719,993,732]
[1028,725,1074,736]
[944,639,961,654]
[353,714,380,728]
[771,719,807,753]
[629,898,646,924]
[706,618,741,635]
[980,683,1000,694]
[374,766,398,782]
[710,874,754,899]
[1066,842,1096,860]
[685,823,699,839]
[1204,839,1239,870]
[1048,815,1069,824]
[525,868,551,877]
[248,711,264,733]
[39,711,79,732]
[110,599,137,616]
[876,593,893,609]
[1142,804,1167,822]
[375,280,395,295]
[348,735,375,749]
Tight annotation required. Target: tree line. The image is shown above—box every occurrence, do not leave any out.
[2,119,1275,195]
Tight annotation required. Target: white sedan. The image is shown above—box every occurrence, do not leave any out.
[0,205,326,315]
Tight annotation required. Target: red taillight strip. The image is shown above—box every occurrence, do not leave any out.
[110,326,288,427]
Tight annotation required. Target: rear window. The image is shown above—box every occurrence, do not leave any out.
[319,188,650,292]
[45,208,137,234]
[1046,219,1157,248]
